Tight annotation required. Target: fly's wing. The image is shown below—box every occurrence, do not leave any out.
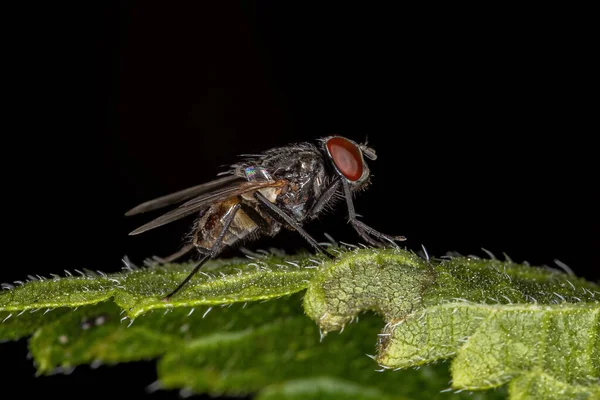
[125,175,242,216]
[128,179,286,235]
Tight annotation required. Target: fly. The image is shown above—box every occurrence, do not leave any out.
[125,136,405,300]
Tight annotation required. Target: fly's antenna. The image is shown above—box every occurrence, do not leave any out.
[358,136,377,160]
[360,145,377,161]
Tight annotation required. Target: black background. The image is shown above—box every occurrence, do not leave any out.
[2,3,597,399]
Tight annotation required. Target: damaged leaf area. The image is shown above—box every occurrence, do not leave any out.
[303,249,600,399]
[1,248,599,399]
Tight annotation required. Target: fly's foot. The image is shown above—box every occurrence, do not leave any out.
[351,219,406,248]
[143,244,199,267]
[143,256,168,267]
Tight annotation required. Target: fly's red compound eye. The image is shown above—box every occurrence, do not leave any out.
[326,137,364,181]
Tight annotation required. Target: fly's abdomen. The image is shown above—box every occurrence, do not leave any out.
[224,207,258,245]
[193,198,258,249]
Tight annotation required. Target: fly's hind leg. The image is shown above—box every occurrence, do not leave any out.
[163,203,242,301]
[144,243,197,267]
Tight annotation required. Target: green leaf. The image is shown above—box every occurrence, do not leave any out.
[155,301,465,399]
[28,295,305,373]
[1,248,598,399]
[0,256,319,318]
[303,249,600,399]
[24,295,487,400]
[254,378,409,400]
[0,307,70,342]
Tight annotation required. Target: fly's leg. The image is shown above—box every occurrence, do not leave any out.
[163,203,242,301]
[307,178,341,216]
[162,254,210,301]
[254,192,335,259]
[145,243,197,266]
[340,179,406,247]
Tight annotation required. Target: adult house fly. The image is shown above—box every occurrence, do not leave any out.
[125,136,405,300]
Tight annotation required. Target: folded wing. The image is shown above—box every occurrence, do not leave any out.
[127,179,286,235]
[125,174,241,216]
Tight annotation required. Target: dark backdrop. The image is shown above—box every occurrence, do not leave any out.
[3,3,597,400]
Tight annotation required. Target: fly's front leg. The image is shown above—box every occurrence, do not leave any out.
[341,179,406,247]
[307,178,341,216]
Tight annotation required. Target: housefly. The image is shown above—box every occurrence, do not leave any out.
[125,136,405,299]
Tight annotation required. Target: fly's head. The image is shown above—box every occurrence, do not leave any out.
[321,136,377,191]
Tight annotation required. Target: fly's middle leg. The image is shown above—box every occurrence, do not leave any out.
[254,192,335,259]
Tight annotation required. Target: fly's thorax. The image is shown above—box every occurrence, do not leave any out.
[239,186,281,203]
